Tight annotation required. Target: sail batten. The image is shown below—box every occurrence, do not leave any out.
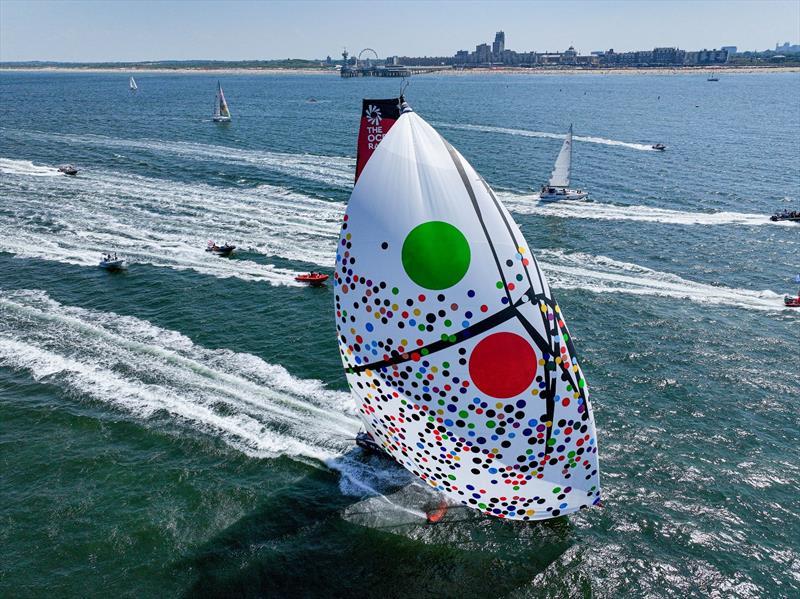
[335,101,600,521]
[548,124,573,188]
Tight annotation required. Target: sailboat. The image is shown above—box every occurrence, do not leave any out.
[212,81,231,122]
[540,124,587,201]
[335,97,601,521]
[129,76,138,92]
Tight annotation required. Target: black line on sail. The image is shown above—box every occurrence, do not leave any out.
[515,312,557,451]
[350,287,554,374]
[440,137,513,306]
[474,175,587,457]
[477,177,584,408]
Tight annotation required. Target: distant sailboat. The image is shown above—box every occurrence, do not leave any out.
[129,76,138,92]
[539,124,588,201]
[212,81,231,122]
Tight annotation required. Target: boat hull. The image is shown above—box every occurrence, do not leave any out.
[99,260,126,271]
[295,274,329,286]
[212,117,231,123]
[539,189,589,201]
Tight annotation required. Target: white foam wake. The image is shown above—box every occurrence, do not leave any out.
[1,130,355,188]
[499,193,787,227]
[0,163,346,285]
[2,161,786,312]
[0,158,60,177]
[537,250,788,312]
[435,123,656,151]
[0,289,360,460]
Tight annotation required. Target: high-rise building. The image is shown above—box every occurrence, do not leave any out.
[475,43,492,64]
[492,31,505,58]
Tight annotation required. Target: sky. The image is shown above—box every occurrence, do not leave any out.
[1,0,799,62]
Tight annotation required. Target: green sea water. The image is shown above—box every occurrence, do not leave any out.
[0,71,798,598]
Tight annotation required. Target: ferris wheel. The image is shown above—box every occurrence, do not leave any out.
[357,48,379,68]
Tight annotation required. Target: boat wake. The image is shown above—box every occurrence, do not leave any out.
[0,163,344,285]
[499,194,787,227]
[435,122,656,151]
[0,289,414,501]
[0,289,360,461]
[2,161,786,311]
[538,250,787,312]
[0,157,60,177]
[1,130,355,188]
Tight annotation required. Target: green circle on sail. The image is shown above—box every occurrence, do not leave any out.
[401,221,470,289]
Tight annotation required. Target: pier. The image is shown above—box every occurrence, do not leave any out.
[339,48,448,78]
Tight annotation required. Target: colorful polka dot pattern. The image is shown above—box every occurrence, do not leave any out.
[334,114,600,521]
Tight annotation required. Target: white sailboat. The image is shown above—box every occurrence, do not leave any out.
[539,124,588,201]
[129,76,138,92]
[212,81,232,122]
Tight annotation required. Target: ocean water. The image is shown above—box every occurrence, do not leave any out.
[0,71,798,598]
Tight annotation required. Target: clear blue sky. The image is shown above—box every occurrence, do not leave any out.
[1,0,798,62]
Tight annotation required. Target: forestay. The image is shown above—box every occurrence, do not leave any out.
[334,101,601,520]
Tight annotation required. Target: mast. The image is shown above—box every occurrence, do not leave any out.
[213,82,221,118]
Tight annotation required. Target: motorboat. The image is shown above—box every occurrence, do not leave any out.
[58,164,79,176]
[206,241,235,256]
[539,124,589,201]
[99,254,126,271]
[770,210,800,223]
[425,499,450,524]
[652,143,667,151]
[784,294,800,308]
[295,272,329,286]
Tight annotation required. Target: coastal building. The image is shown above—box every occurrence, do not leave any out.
[475,43,492,64]
[652,47,686,65]
[683,48,729,65]
[721,46,738,56]
[775,42,800,54]
[379,31,731,69]
[492,31,505,57]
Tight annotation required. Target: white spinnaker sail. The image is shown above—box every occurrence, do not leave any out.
[129,76,138,91]
[334,105,601,521]
[548,124,573,188]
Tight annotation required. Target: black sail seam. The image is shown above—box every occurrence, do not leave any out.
[349,288,555,373]
[477,177,583,402]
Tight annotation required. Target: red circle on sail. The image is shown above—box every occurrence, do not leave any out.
[469,332,537,398]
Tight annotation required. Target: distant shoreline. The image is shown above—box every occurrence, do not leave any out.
[1,65,798,76]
